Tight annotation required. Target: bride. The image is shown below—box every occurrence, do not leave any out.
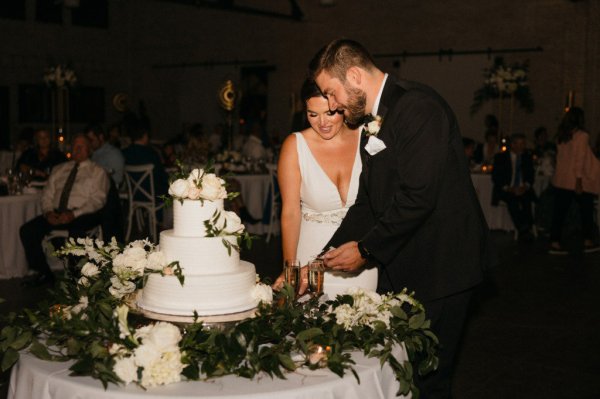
[274,78,377,298]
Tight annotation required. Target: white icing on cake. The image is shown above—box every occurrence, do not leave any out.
[139,198,257,316]
[173,199,223,237]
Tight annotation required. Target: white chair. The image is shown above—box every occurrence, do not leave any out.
[123,164,163,243]
[43,226,103,271]
[265,164,281,243]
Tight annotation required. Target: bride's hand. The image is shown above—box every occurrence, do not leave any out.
[272,272,285,291]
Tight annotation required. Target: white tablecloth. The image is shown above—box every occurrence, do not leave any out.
[0,193,42,279]
[470,174,515,231]
[9,347,409,399]
[234,174,278,236]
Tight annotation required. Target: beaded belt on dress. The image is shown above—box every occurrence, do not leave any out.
[302,209,348,225]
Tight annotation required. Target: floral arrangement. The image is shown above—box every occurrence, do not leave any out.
[471,57,534,114]
[0,239,437,398]
[204,209,252,254]
[167,165,233,203]
[43,64,78,88]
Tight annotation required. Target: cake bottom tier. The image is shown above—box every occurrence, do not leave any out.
[138,261,258,316]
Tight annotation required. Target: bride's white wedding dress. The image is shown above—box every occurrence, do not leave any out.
[294,132,378,299]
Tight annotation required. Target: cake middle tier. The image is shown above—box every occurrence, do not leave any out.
[173,199,224,237]
[159,231,240,274]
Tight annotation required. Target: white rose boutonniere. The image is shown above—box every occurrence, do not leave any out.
[362,114,386,156]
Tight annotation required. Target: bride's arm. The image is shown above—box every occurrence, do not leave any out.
[273,134,302,289]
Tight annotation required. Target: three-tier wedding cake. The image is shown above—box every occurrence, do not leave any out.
[138,169,260,316]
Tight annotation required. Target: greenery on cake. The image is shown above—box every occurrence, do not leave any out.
[0,238,438,398]
[204,210,254,254]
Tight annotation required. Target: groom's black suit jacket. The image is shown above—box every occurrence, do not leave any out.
[327,76,492,301]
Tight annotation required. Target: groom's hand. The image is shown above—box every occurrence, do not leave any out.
[323,241,366,272]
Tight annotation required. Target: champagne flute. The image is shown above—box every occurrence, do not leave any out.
[284,259,301,297]
[308,259,325,297]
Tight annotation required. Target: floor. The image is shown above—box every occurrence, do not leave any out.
[1,231,599,398]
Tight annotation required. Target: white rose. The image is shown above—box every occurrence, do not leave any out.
[187,186,202,200]
[81,262,100,277]
[168,178,190,199]
[199,174,227,200]
[77,276,90,287]
[113,356,138,385]
[367,119,381,135]
[223,211,245,234]
[146,251,166,271]
[251,283,273,304]
[187,168,204,185]
[143,322,182,353]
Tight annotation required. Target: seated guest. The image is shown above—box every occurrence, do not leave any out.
[462,137,477,169]
[474,130,499,165]
[19,135,109,285]
[181,123,210,166]
[242,121,271,161]
[85,124,125,187]
[16,128,66,180]
[492,133,536,239]
[122,122,169,201]
[85,124,126,243]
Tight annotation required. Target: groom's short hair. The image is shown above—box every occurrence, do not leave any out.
[310,39,377,82]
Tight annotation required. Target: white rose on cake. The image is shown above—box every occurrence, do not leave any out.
[187,186,202,200]
[187,168,204,185]
[168,178,190,199]
[199,173,227,200]
[223,211,245,234]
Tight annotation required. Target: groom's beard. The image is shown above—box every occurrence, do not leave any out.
[342,82,367,126]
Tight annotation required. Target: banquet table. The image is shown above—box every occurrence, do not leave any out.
[470,173,515,231]
[9,347,409,399]
[0,193,42,279]
[232,173,276,235]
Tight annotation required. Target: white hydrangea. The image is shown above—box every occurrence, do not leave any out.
[140,350,184,388]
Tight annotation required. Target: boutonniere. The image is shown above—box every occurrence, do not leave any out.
[362,114,386,155]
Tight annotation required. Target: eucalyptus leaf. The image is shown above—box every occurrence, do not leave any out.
[9,330,32,351]
[1,347,19,372]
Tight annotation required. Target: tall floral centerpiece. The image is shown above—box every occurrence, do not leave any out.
[43,64,77,146]
[471,57,534,139]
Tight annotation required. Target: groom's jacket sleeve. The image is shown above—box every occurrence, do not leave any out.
[359,91,450,266]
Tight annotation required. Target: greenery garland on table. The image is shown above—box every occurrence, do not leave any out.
[0,237,439,398]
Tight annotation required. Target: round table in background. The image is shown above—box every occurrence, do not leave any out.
[0,193,42,279]
[9,347,409,399]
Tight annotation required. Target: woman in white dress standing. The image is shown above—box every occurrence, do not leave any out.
[274,79,377,298]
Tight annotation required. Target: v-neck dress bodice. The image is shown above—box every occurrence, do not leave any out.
[294,132,377,299]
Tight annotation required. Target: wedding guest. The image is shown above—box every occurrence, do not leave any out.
[462,137,477,168]
[533,126,556,158]
[122,121,169,200]
[474,130,499,165]
[19,134,109,286]
[85,124,125,187]
[11,127,35,167]
[242,120,271,161]
[492,133,536,240]
[107,123,123,149]
[549,107,600,254]
[181,123,210,166]
[16,128,66,180]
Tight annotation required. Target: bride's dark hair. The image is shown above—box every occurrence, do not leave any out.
[300,78,326,105]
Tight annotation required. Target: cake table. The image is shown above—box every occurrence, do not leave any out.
[9,345,410,399]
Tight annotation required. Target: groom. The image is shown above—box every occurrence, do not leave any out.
[313,39,492,398]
